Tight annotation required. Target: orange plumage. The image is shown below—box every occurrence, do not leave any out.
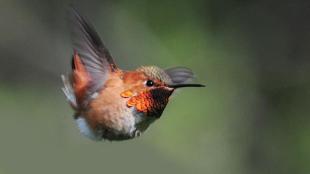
[61,7,204,141]
[72,52,91,105]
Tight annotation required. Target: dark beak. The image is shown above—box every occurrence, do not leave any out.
[169,83,205,89]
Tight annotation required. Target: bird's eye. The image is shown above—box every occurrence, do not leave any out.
[146,80,154,87]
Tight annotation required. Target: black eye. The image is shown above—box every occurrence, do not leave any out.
[146,80,154,87]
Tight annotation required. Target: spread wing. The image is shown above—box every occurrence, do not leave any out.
[70,7,118,96]
[165,67,194,84]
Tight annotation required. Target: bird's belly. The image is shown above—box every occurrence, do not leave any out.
[75,107,156,141]
[75,117,100,141]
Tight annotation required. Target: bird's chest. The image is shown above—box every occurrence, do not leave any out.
[82,91,157,140]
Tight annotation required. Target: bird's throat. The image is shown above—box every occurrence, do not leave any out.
[126,88,173,118]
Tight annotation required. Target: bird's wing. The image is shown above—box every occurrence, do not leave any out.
[70,7,118,100]
[165,67,194,84]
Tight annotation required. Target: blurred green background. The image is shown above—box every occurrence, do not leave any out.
[0,0,309,174]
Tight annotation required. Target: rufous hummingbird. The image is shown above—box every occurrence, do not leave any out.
[62,8,205,141]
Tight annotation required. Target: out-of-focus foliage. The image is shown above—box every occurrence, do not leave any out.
[0,0,309,174]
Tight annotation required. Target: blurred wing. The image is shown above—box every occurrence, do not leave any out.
[70,7,117,95]
[165,67,194,84]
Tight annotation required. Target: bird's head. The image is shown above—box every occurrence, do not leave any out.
[121,66,205,117]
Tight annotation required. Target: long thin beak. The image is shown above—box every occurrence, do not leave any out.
[169,83,205,89]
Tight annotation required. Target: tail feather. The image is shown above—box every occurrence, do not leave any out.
[61,74,78,109]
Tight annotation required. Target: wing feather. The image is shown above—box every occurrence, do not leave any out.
[165,67,194,84]
[69,7,117,96]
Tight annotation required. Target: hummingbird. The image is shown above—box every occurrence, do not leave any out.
[62,8,205,141]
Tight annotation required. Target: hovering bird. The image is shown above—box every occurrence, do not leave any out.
[62,8,205,141]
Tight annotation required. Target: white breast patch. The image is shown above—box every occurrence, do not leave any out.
[75,117,101,141]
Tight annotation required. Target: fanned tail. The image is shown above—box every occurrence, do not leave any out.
[61,74,78,110]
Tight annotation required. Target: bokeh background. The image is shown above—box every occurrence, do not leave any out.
[0,0,309,174]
